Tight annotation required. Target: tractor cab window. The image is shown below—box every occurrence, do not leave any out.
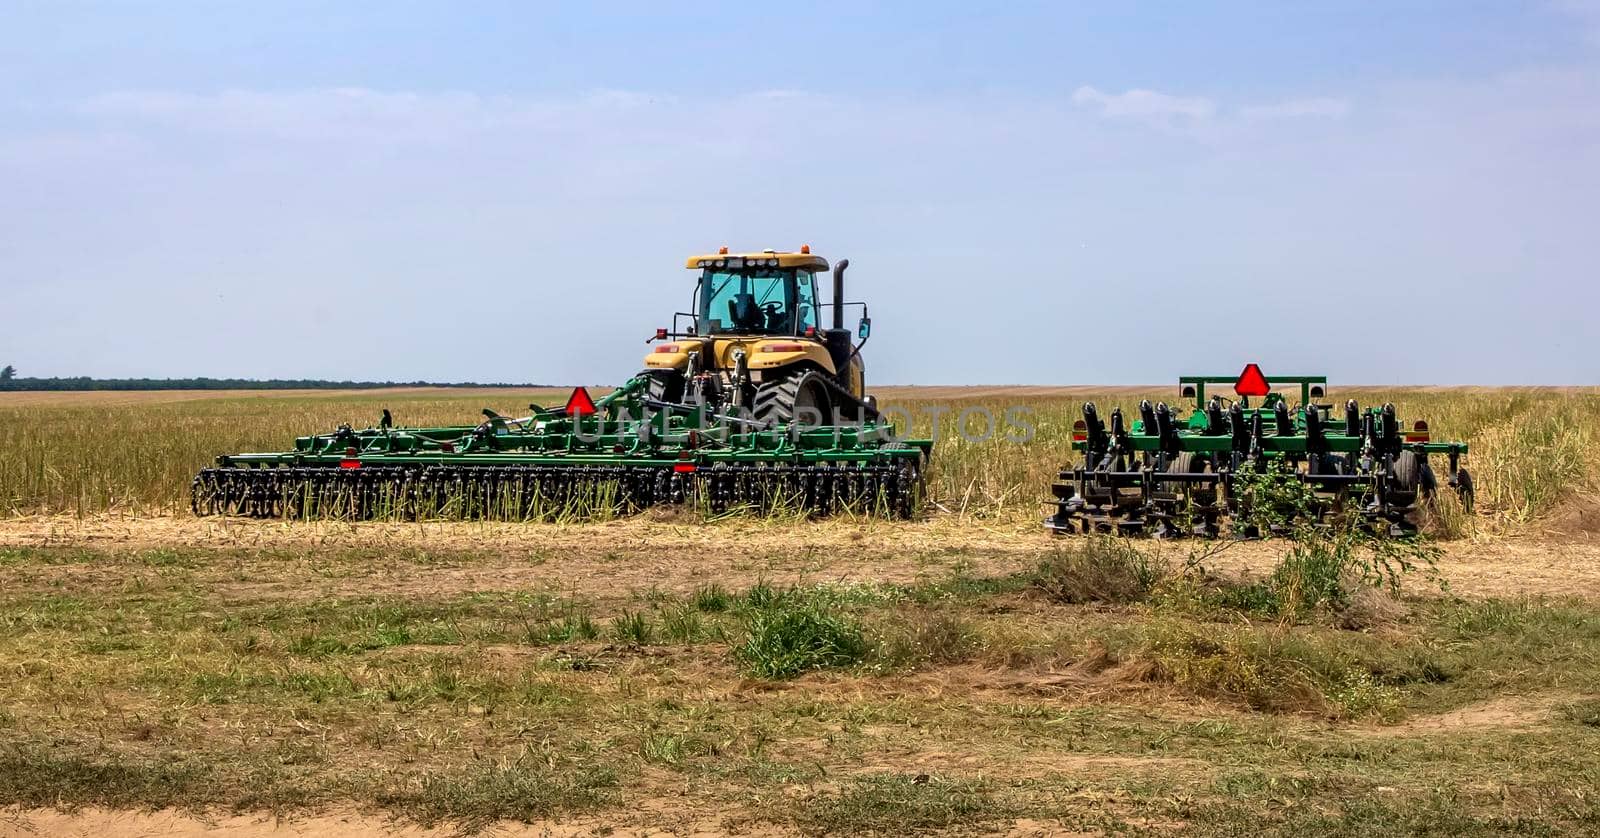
[795,272,818,332]
[699,269,801,335]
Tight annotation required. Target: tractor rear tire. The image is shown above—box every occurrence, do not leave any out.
[753,369,833,427]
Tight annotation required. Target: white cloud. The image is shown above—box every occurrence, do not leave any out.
[1072,86,1350,128]
[1241,96,1351,120]
[1070,85,1216,120]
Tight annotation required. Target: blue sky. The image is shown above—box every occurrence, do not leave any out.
[2,1,1597,384]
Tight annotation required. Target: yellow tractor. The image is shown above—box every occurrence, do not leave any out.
[640,246,877,424]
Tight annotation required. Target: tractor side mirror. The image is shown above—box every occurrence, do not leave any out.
[857,317,871,339]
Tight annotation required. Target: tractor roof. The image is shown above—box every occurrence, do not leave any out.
[685,250,830,271]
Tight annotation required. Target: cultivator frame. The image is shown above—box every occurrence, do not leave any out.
[193,375,931,521]
[1046,373,1472,537]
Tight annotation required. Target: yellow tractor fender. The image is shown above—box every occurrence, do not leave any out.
[642,337,837,377]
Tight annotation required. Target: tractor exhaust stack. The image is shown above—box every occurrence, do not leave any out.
[832,259,849,330]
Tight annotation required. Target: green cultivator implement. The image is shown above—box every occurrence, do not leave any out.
[192,375,931,521]
[1046,366,1473,537]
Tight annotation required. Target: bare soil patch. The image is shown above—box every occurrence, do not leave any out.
[1542,494,1600,538]
[3,514,1596,602]
[0,806,781,837]
[1357,694,1566,736]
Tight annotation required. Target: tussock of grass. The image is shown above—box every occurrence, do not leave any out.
[733,591,869,679]
[872,611,980,670]
[691,582,732,613]
[610,610,655,645]
[1032,536,1166,605]
[660,604,704,644]
[1126,619,1450,717]
[1180,784,1593,837]
[524,606,599,644]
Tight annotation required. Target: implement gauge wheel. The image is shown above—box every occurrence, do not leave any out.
[1388,450,1422,507]
[1169,452,1216,505]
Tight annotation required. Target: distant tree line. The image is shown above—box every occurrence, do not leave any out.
[0,371,539,391]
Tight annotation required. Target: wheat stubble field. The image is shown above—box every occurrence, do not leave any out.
[1,386,1598,837]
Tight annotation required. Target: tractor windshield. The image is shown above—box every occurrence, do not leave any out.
[698,269,816,335]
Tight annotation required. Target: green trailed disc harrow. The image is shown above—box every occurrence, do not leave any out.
[192,375,931,520]
[1046,372,1473,537]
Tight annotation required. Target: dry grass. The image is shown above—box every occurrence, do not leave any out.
[3,386,1597,535]
[0,537,1595,834]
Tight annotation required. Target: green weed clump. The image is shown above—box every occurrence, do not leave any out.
[525,607,598,644]
[659,604,704,644]
[733,589,869,680]
[690,582,732,613]
[610,611,655,645]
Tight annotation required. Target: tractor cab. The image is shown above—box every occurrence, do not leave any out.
[692,252,823,337]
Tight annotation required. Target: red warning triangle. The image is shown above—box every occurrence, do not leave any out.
[564,386,598,416]
[1234,364,1270,398]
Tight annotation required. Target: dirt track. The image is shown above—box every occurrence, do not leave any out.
[0,514,1593,602]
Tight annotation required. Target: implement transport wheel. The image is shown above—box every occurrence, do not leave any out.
[753,369,833,426]
[1170,452,1217,505]
[1389,450,1422,508]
